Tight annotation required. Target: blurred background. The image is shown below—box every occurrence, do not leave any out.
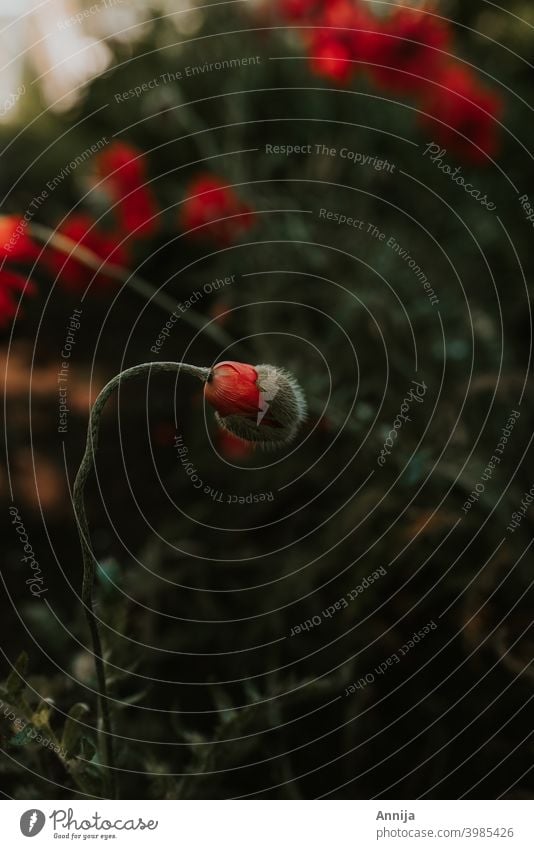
[1,0,534,799]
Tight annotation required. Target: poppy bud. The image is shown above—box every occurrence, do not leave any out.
[204,361,307,448]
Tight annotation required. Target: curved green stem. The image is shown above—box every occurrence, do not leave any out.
[73,362,210,799]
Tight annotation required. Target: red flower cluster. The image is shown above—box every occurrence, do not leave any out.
[179,174,255,246]
[309,32,354,83]
[279,0,323,22]
[366,6,450,92]
[96,141,159,238]
[308,1,377,83]
[0,216,38,327]
[0,143,163,319]
[0,209,130,310]
[280,0,502,163]
[420,65,503,164]
[0,215,40,265]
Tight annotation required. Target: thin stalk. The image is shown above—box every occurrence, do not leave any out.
[73,362,210,799]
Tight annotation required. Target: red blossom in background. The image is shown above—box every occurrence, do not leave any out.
[320,0,359,28]
[97,141,146,188]
[278,0,322,21]
[0,216,40,264]
[304,3,451,89]
[319,0,376,55]
[97,141,160,238]
[0,268,35,328]
[42,214,129,292]
[420,65,503,163]
[309,32,354,82]
[307,1,450,88]
[0,215,38,328]
[366,5,450,92]
[307,2,377,83]
[179,175,255,246]
[280,0,503,164]
[114,185,159,237]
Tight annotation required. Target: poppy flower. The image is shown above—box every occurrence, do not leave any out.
[204,360,307,447]
[42,214,129,292]
[0,269,35,328]
[420,65,503,163]
[113,185,159,237]
[96,141,159,238]
[307,3,379,82]
[278,0,323,22]
[0,215,39,264]
[309,32,354,82]
[97,141,147,190]
[366,5,450,92]
[179,175,255,246]
[319,0,372,43]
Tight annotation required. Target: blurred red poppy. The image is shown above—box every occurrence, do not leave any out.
[309,32,354,82]
[278,0,323,21]
[114,185,159,237]
[0,215,39,264]
[367,5,450,92]
[420,65,503,163]
[97,141,159,237]
[42,214,129,292]
[179,175,255,246]
[308,2,377,82]
[97,141,147,190]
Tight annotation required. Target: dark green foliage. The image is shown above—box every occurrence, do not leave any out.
[1,0,534,799]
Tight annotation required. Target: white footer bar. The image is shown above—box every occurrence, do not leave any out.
[3,800,533,848]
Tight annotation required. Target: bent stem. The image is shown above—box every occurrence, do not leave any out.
[73,362,210,799]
